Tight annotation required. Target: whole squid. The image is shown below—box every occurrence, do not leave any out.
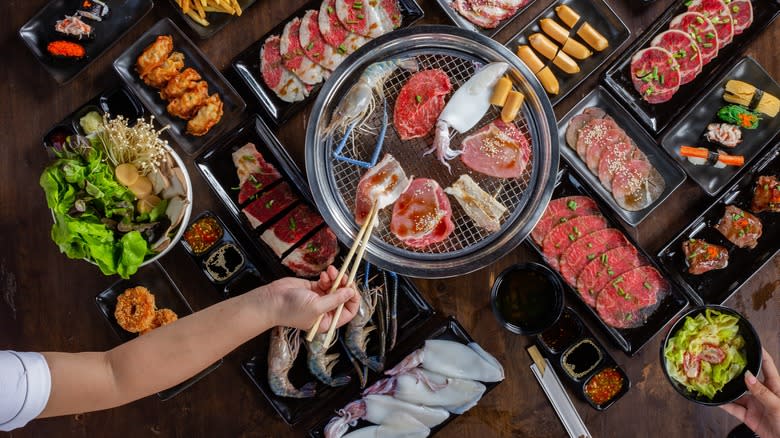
[385,339,505,382]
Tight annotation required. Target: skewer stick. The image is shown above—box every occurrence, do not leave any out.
[305,202,379,342]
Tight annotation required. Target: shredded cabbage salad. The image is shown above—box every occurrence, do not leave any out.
[664,309,746,399]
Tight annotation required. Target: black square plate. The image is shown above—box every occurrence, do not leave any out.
[94,261,223,400]
[166,0,257,39]
[657,146,780,305]
[601,0,780,135]
[435,0,534,38]
[19,0,154,84]
[660,57,780,196]
[113,18,246,155]
[525,168,690,356]
[556,87,686,226]
[231,0,424,126]
[505,0,630,106]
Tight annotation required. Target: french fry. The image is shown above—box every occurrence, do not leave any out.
[232,0,242,15]
[181,0,190,13]
[185,9,210,26]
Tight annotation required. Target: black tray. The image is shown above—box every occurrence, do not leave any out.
[525,168,690,356]
[231,0,424,127]
[94,261,223,400]
[535,307,630,411]
[556,86,686,225]
[657,147,780,305]
[601,0,780,135]
[660,57,780,196]
[166,0,257,39]
[242,272,435,428]
[19,0,154,84]
[113,18,246,155]
[435,0,534,38]
[307,316,501,436]
[504,0,629,106]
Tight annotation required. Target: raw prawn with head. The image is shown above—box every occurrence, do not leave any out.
[324,394,448,438]
[306,332,351,387]
[385,339,505,382]
[267,326,316,398]
[343,283,384,373]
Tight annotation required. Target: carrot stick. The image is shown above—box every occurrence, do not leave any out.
[679,146,744,167]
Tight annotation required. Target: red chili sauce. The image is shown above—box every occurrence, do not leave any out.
[584,367,624,406]
[183,216,223,254]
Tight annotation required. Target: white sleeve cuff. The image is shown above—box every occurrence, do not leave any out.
[0,351,52,432]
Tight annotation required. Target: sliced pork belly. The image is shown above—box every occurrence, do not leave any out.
[355,154,411,225]
[460,118,531,179]
[231,143,282,204]
[281,18,326,85]
[261,204,324,257]
[261,35,308,103]
[390,179,454,249]
[283,227,340,277]
[242,182,298,229]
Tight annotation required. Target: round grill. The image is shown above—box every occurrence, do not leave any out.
[306,26,559,278]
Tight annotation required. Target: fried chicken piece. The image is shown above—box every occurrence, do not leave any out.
[139,308,178,335]
[114,286,156,333]
[136,35,173,78]
[187,94,224,136]
[142,51,185,88]
[166,81,209,120]
[160,67,201,100]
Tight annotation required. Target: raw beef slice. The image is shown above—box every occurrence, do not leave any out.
[630,47,681,104]
[393,69,452,140]
[530,196,600,245]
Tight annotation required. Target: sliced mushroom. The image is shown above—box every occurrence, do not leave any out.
[165,196,189,231]
[149,169,171,195]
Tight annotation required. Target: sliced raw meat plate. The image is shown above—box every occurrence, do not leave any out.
[651,30,703,85]
[390,178,454,248]
[460,119,531,178]
[611,159,665,211]
[530,196,600,245]
[261,204,324,257]
[565,107,607,150]
[231,142,282,186]
[280,18,326,85]
[630,47,681,104]
[575,118,619,159]
[336,0,386,38]
[355,154,412,225]
[596,266,667,328]
[242,182,298,229]
[541,215,608,270]
[282,227,340,277]
[393,69,452,141]
[261,35,308,103]
[469,0,514,22]
[597,141,635,191]
[669,12,719,65]
[585,128,628,172]
[688,0,734,46]
[376,0,403,30]
[728,0,753,35]
[559,229,629,287]
[451,0,502,29]
[300,10,344,71]
[576,246,644,307]
[319,0,369,53]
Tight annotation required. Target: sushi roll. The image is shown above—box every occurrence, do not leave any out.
[54,15,94,40]
[47,40,86,60]
[77,0,110,22]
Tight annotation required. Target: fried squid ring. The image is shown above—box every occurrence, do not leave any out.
[114,286,156,333]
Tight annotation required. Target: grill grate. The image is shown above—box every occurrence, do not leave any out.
[328,53,535,255]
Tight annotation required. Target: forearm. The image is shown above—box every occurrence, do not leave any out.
[41,289,274,417]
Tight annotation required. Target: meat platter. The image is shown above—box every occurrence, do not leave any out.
[660,56,780,196]
[231,0,424,126]
[166,0,257,39]
[306,316,502,436]
[18,0,154,84]
[657,146,780,305]
[525,168,689,356]
[557,86,686,226]
[95,261,223,400]
[113,18,247,155]
[242,269,434,428]
[434,0,534,37]
[505,0,630,106]
[602,0,780,135]
[306,26,559,278]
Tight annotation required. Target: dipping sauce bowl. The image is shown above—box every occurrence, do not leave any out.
[491,263,564,335]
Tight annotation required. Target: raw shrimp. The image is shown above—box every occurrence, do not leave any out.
[385,339,505,382]
[306,333,351,387]
[268,326,316,398]
[342,413,429,438]
[325,394,449,438]
[323,58,418,137]
[343,284,383,373]
[426,62,509,172]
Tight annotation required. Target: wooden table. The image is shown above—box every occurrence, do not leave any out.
[1,0,778,436]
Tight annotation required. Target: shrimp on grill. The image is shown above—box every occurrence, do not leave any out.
[268,326,316,398]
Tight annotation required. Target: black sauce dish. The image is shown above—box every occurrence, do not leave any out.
[660,305,762,406]
[491,263,564,335]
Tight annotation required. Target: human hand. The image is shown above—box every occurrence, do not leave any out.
[259,266,360,332]
[720,348,780,438]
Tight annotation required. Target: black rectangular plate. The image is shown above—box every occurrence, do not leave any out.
[231,0,424,127]
[525,168,690,356]
[435,0,534,38]
[556,86,686,225]
[166,0,257,39]
[535,307,630,411]
[505,0,630,106]
[601,0,780,135]
[306,316,501,436]
[113,18,246,155]
[19,0,154,85]
[660,57,780,196]
[94,261,222,400]
[657,147,780,305]
[242,272,435,428]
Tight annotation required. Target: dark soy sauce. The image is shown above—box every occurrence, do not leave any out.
[495,268,558,333]
[562,339,603,380]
